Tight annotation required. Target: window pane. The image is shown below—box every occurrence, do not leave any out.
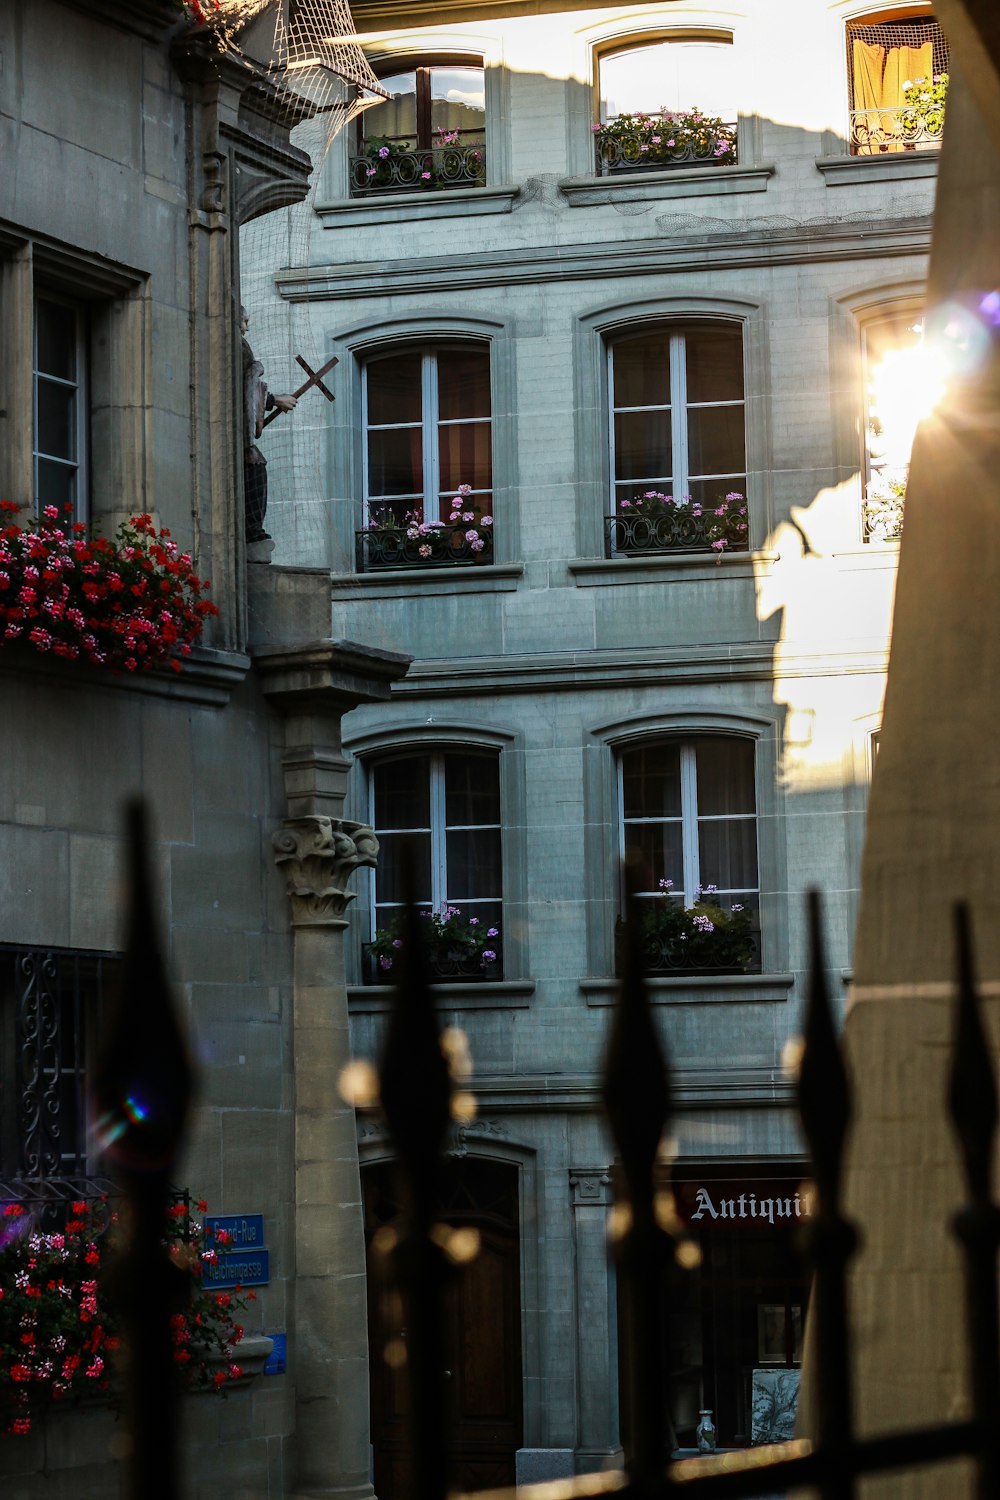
[624,821,683,892]
[698,819,758,893]
[36,300,77,380]
[367,352,423,426]
[375,831,432,908]
[599,41,735,122]
[438,348,490,421]
[445,752,500,826]
[686,406,745,479]
[37,380,76,460]
[361,72,417,146]
[439,420,492,494]
[685,327,744,404]
[446,827,502,900]
[430,67,486,142]
[373,756,430,829]
[614,410,671,483]
[613,334,671,409]
[696,739,756,815]
[36,457,77,507]
[687,476,746,511]
[368,426,423,498]
[622,744,681,819]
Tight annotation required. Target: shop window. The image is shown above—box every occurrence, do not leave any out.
[365,748,503,981]
[358,344,494,570]
[618,736,760,974]
[0,945,117,1182]
[594,37,737,174]
[607,324,748,558]
[33,295,89,520]
[846,11,949,155]
[351,62,486,196]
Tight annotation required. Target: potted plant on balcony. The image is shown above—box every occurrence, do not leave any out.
[624,881,758,974]
[367,904,501,982]
[610,490,748,558]
[897,73,948,146]
[594,107,737,173]
[360,486,494,570]
[863,473,905,542]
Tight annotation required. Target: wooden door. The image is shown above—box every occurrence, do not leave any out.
[364,1158,523,1499]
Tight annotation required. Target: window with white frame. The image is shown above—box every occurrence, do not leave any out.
[33,294,88,519]
[846,11,948,156]
[368,749,503,977]
[862,311,930,542]
[361,344,493,568]
[619,736,759,915]
[608,325,748,556]
[594,37,737,172]
[352,61,486,195]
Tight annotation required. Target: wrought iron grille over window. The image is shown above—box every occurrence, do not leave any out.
[847,13,949,155]
[0,944,116,1180]
[359,345,494,571]
[351,63,486,195]
[608,326,748,558]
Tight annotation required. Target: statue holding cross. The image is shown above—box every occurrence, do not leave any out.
[239,304,338,545]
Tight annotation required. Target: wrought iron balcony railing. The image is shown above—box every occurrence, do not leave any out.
[350,143,486,196]
[605,512,749,559]
[363,943,503,985]
[849,106,945,155]
[356,523,494,572]
[595,124,737,175]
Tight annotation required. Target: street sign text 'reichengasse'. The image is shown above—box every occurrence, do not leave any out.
[202,1214,270,1289]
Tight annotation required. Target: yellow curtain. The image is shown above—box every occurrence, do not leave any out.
[852,40,884,155]
[881,43,933,149]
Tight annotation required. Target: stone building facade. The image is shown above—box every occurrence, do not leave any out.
[244,0,942,1487]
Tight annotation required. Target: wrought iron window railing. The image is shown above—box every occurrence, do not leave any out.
[618,922,762,977]
[595,123,737,175]
[363,941,503,985]
[350,142,486,196]
[605,512,749,559]
[849,105,945,154]
[356,523,494,572]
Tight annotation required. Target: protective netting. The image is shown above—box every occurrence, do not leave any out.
[845,15,949,154]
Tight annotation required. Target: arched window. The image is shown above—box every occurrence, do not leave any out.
[846,9,948,155]
[352,61,486,195]
[618,736,760,974]
[607,323,748,558]
[365,747,503,981]
[862,310,926,541]
[594,36,737,174]
[359,342,493,569]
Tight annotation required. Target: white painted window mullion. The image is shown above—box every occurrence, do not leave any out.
[423,352,441,522]
[679,742,700,903]
[360,364,371,525]
[608,343,618,515]
[429,751,448,908]
[670,333,688,496]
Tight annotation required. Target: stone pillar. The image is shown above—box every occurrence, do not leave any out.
[569,1168,623,1474]
[273,817,379,1500]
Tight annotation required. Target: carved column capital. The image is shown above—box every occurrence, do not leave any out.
[273,817,378,927]
[569,1167,614,1208]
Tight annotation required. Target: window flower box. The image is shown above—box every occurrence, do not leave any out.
[365,906,502,984]
[618,885,760,977]
[606,491,748,559]
[351,136,486,196]
[358,488,494,572]
[594,109,737,175]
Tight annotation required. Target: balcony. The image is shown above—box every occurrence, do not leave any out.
[594,111,737,175]
[350,139,486,197]
[356,521,494,572]
[605,494,749,559]
[849,73,947,156]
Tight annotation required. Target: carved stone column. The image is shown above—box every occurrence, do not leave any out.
[273,817,379,1500]
[569,1168,623,1473]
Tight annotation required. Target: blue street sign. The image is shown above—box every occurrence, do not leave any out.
[264,1333,287,1375]
[204,1213,265,1250]
[202,1248,270,1289]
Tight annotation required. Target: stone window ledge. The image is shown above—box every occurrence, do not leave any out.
[816,152,938,187]
[568,552,772,587]
[0,642,250,707]
[581,973,794,1006]
[560,163,774,207]
[333,563,523,599]
[315,185,520,229]
[349,979,535,1012]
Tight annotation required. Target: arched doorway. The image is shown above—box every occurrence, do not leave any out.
[364,1156,524,1498]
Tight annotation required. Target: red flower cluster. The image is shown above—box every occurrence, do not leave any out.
[1,1195,252,1437]
[0,503,217,675]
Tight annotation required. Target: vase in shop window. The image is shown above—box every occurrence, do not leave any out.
[696,1409,717,1453]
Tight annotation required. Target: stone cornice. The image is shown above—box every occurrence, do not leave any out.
[254,638,411,716]
[272,816,379,927]
[432,1067,799,1112]
[276,216,933,302]
[54,0,181,43]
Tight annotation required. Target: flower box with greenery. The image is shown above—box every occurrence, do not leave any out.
[594,107,737,174]
[863,473,905,542]
[606,490,749,560]
[0,503,217,674]
[357,485,494,571]
[621,881,759,975]
[897,73,948,144]
[0,1195,255,1438]
[365,905,502,983]
[352,127,486,196]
